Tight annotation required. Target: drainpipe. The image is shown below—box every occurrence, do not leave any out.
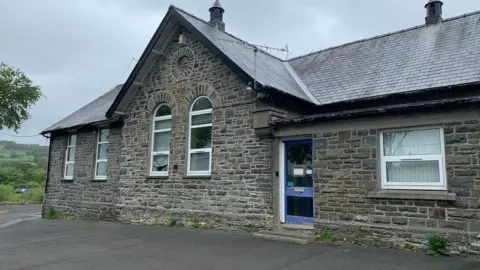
[41,133,51,219]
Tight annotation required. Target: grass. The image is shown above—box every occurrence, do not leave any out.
[0,210,8,215]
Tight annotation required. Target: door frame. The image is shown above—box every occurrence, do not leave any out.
[279,139,314,225]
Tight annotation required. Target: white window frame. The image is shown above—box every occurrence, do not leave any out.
[64,134,76,180]
[187,97,212,176]
[380,126,446,190]
[150,105,172,177]
[94,128,109,180]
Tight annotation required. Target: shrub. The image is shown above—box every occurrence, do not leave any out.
[28,187,44,202]
[427,234,449,256]
[0,184,15,202]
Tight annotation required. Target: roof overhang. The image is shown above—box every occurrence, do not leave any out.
[273,96,480,127]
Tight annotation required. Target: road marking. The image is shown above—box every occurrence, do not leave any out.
[0,215,41,230]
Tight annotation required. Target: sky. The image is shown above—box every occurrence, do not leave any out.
[0,0,478,145]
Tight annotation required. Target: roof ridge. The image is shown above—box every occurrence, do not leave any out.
[288,9,480,62]
[170,5,286,61]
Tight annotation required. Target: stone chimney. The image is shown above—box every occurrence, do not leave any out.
[425,0,443,26]
[209,0,225,31]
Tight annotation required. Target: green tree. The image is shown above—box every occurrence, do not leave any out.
[0,167,25,186]
[36,157,49,169]
[0,63,42,131]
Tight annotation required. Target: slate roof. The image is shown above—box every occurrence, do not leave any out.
[43,5,480,133]
[42,84,122,134]
[175,8,319,104]
[288,11,480,105]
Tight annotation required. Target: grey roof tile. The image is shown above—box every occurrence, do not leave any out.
[175,8,320,104]
[288,11,480,105]
[42,84,122,133]
[43,8,480,133]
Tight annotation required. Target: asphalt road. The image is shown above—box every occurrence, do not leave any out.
[0,204,41,229]
[0,207,478,270]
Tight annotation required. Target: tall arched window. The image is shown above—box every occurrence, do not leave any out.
[188,97,212,175]
[151,104,172,176]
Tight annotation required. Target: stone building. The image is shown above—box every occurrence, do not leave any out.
[41,1,480,254]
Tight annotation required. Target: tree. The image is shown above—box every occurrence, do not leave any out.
[0,63,42,131]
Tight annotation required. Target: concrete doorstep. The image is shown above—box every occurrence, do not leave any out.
[252,230,315,244]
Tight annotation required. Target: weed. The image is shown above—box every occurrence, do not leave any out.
[427,234,449,256]
[62,216,77,220]
[188,218,201,229]
[316,229,334,243]
[46,206,58,219]
[165,217,177,227]
[0,210,8,215]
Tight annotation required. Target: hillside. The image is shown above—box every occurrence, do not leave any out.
[0,140,48,188]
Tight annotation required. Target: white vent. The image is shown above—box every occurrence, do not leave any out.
[179,33,186,45]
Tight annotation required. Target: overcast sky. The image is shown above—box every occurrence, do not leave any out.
[0,0,478,145]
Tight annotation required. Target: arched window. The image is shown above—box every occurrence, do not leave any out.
[187,97,212,175]
[151,105,172,176]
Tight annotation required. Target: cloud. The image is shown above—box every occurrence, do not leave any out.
[0,0,478,145]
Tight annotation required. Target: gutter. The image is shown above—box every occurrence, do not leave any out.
[41,133,51,219]
[273,96,480,126]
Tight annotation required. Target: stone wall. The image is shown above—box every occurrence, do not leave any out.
[115,29,277,228]
[43,126,121,220]
[312,118,480,255]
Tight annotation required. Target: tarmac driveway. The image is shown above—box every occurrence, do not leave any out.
[0,204,41,229]
[0,213,478,269]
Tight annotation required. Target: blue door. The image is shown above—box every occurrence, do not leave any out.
[284,140,314,225]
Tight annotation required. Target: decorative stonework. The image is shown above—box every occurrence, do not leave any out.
[185,83,221,108]
[145,91,178,115]
[170,47,195,81]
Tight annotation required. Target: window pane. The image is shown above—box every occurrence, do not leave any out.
[96,161,108,176]
[192,97,212,111]
[154,119,172,130]
[152,154,169,172]
[190,152,210,172]
[386,161,440,183]
[153,131,171,151]
[69,134,77,146]
[383,129,441,156]
[67,146,76,161]
[65,164,74,177]
[192,113,212,126]
[97,144,109,160]
[156,105,171,117]
[99,129,109,142]
[190,126,212,149]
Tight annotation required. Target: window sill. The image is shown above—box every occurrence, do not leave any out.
[367,190,456,201]
[183,175,211,180]
[146,175,169,180]
[62,178,73,182]
[92,178,107,182]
